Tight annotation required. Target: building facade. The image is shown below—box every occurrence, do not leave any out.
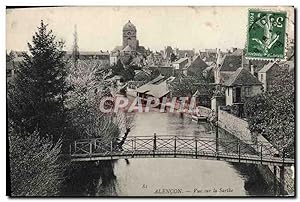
[111,20,146,65]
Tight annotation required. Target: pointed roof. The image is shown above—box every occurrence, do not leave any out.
[231,48,243,55]
[224,68,262,87]
[122,45,134,52]
[186,55,208,69]
[220,54,242,72]
[258,62,277,73]
[123,20,136,31]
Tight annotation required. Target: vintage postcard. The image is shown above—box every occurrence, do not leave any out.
[6,6,295,197]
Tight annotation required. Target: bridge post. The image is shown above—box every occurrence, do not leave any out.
[216,138,219,160]
[260,143,263,164]
[216,126,219,160]
[273,166,278,195]
[282,148,285,165]
[195,138,198,159]
[237,140,240,163]
[131,139,134,151]
[134,137,136,151]
[153,133,156,157]
[174,136,177,157]
[110,140,113,159]
[279,166,285,195]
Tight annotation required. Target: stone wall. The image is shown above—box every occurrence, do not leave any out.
[218,108,252,142]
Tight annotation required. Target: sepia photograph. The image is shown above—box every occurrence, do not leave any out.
[6,6,295,197]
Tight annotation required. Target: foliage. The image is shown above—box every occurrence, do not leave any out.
[72,25,79,64]
[9,126,67,196]
[6,51,15,62]
[7,20,69,197]
[244,67,295,157]
[7,21,132,197]
[65,60,130,141]
[111,59,135,81]
[7,20,67,141]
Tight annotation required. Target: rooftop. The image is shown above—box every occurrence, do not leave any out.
[137,79,170,98]
[172,57,188,64]
[66,51,109,56]
[258,62,277,73]
[123,20,136,31]
[123,45,134,52]
[220,54,242,72]
[224,67,262,87]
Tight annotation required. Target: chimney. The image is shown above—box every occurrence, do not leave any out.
[250,65,255,75]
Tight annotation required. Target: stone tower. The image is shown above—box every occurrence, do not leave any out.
[122,20,138,50]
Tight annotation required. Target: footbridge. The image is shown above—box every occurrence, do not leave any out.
[69,135,294,167]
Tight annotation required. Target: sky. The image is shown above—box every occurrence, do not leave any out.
[6,6,294,52]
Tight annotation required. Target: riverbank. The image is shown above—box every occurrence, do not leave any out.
[216,108,294,196]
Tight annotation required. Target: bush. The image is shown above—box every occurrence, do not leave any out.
[244,67,295,157]
[9,127,67,196]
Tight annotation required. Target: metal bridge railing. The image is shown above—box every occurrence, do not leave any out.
[69,135,294,166]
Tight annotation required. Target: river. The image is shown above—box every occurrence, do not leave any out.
[91,110,279,197]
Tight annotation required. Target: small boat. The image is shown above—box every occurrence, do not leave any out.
[191,115,207,123]
[198,116,207,122]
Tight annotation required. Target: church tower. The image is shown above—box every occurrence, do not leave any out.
[123,20,138,50]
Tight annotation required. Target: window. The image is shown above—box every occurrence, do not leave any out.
[244,87,251,97]
[260,74,263,81]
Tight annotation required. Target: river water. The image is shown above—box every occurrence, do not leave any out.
[93,110,279,197]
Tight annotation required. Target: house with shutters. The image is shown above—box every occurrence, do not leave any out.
[223,67,262,106]
[211,50,263,116]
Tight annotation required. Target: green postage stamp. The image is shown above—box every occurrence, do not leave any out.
[246,9,287,60]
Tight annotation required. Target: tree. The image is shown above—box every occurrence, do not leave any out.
[111,59,135,81]
[8,20,67,141]
[6,51,15,62]
[244,67,295,157]
[72,25,80,65]
[65,60,127,141]
[112,59,124,75]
